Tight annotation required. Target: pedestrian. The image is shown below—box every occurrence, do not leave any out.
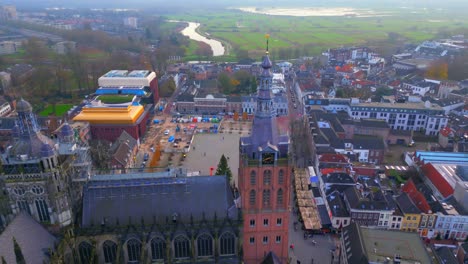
[290,244,294,251]
[204,152,206,156]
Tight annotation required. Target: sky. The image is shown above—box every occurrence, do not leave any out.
[2,0,468,9]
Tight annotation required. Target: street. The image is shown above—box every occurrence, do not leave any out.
[288,189,340,264]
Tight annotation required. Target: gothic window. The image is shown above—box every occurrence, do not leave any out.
[249,190,256,205]
[31,185,44,195]
[263,170,271,185]
[127,239,141,263]
[174,235,190,259]
[17,200,30,214]
[35,199,50,222]
[262,189,271,207]
[250,171,256,185]
[151,237,166,261]
[277,189,284,206]
[78,241,93,264]
[220,232,236,255]
[103,240,117,264]
[197,233,213,257]
[278,169,284,185]
[13,187,25,196]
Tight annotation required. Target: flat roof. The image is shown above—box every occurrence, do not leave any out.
[72,105,144,125]
[351,101,443,111]
[102,70,151,78]
[360,227,432,263]
[432,164,468,186]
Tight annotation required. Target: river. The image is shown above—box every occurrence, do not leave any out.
[173,21,225,57]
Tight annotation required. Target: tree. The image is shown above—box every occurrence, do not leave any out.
[218,72,234,94]
[425,60,448,80]
[250,76,257,94]
[13,237,26,264]
[215,154,232,183]
[159,77,176,97]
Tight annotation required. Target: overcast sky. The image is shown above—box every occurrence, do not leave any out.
[2,0,468,10]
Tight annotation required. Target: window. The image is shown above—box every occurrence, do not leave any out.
[412,216,417,221]
[276,218,282,226]
[151,237,166,261]
[103,240,117,264]
[35,199,50,222]
[197,233,213,257]
[13,187,25,196]
[250,171,256,185]
[262,236,268,244]
[31,185,44,194]
[174,236,190,259]
[17,200,30,214]
[249,237,255,244]
[407,216,411,220]
[264,218,269,226]
[250,219,255,227]
[127,239,141,263]
[344,220,348,225]
[263,170,271,185]
[275,236,281,243]
[249,190,256,206]
[220,232,235,255]
[278,169,284,185]
[79,242,93,264]
[262,189,271,206]
[277,189,283,206]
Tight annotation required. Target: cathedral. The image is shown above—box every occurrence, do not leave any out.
[0,99,91,228]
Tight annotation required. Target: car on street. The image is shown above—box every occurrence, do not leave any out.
[143,153,149,161]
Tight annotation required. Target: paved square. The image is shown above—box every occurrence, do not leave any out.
[183,133,241,185]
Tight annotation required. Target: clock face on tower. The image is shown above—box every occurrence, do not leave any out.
[262,152,275,165]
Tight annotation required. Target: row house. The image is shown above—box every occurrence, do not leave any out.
[342,185,394,227]
[326,190,351,230]
[434,204,468,240]
[395,193,422,232]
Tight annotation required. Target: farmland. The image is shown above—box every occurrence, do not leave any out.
[166,7,468,58]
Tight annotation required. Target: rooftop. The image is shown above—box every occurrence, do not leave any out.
[103,70,150,78]
[361,226,432,263]
[72,104,144,125]
[82,175,237,227]
[0,213,56,264]
[351,101,444,111]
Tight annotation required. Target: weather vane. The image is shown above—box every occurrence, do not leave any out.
[265,33,270,53]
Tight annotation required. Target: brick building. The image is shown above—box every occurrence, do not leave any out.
[238,50,291,263]
[72,101,150,143]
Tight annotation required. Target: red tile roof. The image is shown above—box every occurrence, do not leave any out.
[421,163,454,198]
[402,179,431,213]
[319,153,348,163]
[439,126,452,137]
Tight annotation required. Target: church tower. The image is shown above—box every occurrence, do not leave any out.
[238,35,291,263]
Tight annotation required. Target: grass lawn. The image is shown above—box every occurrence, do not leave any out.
[98,95,134,104]
[167,7,468,58]
[39,104,73,117]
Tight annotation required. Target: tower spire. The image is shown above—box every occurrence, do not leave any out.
[265,34,270,54]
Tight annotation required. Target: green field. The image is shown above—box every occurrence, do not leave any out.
[167,8,468,58]
[39,104,73,117]
[98,95,134,104]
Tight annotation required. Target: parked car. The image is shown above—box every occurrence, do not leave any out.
[143,153,149,161]
[164,129,170,135]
